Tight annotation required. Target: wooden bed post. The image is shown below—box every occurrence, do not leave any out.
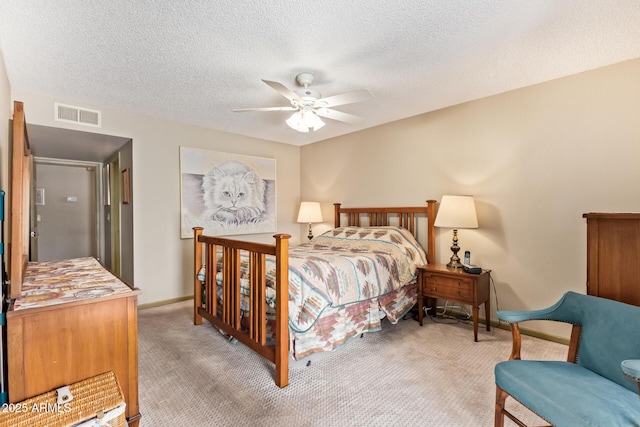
[193,227,203,325]
[273,233,291,388]
[426,200,436,264]
[334,203,341,228]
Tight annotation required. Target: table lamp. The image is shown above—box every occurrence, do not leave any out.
[434,195,478,268]
[297,201,323,240]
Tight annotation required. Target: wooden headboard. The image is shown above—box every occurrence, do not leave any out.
[333,200,437,264]
[8,101,32,299]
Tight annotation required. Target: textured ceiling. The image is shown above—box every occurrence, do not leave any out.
[1,1,640,147]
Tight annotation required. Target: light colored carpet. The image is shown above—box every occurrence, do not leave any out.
[138,301,566,426]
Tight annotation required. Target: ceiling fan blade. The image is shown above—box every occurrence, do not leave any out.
[315,108,362,124]
[262,80,301,102]
[315,89,373,108]
[233,106,298,112]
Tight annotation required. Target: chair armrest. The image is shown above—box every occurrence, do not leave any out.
[622,360,640,381]
[497,294,568,324]
[498,293,576,361]
[622,360,640,395]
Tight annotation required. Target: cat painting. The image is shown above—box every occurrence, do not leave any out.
[201,160,266,226]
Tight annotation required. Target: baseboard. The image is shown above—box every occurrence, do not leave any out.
[485,318,570,346]
[431,306,570,346]
[138,295,193,310]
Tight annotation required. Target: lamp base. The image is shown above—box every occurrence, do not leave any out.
[447,229,464,268]
[446,259,464,269]
[307,223,314,240]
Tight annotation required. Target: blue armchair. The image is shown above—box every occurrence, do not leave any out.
[494,291,640,426]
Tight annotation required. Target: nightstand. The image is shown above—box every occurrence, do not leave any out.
[417,264,491,342]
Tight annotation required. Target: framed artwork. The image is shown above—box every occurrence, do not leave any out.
[121,168,131,205]
[180,147,276,238]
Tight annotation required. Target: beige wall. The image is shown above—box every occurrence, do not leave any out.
[301,58,640,339]
[3,42,639,339]
[10,90,301,305]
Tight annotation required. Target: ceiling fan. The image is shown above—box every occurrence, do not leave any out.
[233,73,373,133]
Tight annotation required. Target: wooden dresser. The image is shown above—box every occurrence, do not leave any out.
[583,212,640,306]
[6,257,141,426]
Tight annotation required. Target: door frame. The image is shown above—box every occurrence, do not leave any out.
[108,155,122,277]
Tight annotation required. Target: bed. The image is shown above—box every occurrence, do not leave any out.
[193,200,437,387]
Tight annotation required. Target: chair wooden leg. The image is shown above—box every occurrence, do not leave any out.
[495,385,508,427]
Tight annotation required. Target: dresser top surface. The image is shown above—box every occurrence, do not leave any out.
[583,212,640,219]
[12,257,133,311]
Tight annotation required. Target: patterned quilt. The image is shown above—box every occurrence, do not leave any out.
[200,226,427,333]
[288,226,427,332]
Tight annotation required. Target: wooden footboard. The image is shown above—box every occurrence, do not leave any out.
[193,227,291,387]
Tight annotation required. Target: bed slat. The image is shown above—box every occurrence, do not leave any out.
[221,247,242,329]
[207,244,217,318]
[250,252,267,345]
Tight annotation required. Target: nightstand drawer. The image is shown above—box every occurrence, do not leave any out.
[424,284,473,300]
[425,274,473,290]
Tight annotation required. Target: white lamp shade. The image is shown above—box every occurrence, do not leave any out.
[297,202,323,223]
[434,195,478,229]
[286,110,325,132]
[286,112,309,133]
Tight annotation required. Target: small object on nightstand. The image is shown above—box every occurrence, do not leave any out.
[462,264,482,274]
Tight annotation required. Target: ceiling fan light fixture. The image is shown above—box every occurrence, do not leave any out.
[286,111,309,132]
[312,117,325,131]
[302,110,322,128]
[286,110,325,133]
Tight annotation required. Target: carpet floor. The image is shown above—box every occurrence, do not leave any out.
[138,300,566,426]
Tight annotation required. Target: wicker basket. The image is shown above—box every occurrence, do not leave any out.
[0,371,126,427]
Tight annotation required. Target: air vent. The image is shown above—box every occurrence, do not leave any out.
[54,102,101,127]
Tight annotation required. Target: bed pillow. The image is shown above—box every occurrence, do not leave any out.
[314,226,428,266]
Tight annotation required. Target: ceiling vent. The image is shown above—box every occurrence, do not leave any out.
[54,102,101,127]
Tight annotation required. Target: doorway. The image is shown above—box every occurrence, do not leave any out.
[25,124,133,282]
[33,158,103,262]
